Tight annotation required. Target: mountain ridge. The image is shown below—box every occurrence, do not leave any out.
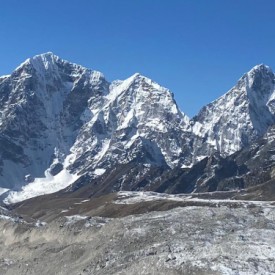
[0,52,274,203]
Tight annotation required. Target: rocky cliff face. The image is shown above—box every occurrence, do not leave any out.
[152,125,275,195]
[1,53,275,203]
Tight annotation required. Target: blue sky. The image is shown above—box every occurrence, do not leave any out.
[1,0,275,117]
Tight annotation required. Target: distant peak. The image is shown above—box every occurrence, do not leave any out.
[243,64,274,86]
[249,64,273,74]
[42,51,55,56]
[15,52,60,72]
[127,73,142,82]
[34,51,56,58]
[31,52,60,64]
[132,72,141,78]
[129,72,153,83]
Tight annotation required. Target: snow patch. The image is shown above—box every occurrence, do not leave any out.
[4,154,79,204]
[35,220,47,227]
[93,168,106,176]
[115,191,275,207]
[0,188,9,196]
[64,215,88,225]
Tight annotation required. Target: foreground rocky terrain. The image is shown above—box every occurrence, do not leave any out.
[0,192,274,275]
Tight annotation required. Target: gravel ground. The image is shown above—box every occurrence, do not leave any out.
[0,195,275,275]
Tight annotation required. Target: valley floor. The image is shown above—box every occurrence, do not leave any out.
[0,192,275,275]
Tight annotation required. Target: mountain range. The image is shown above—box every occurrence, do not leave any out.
[0,52,275,203]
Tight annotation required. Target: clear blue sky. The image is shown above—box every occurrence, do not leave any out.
[1,0,275,117]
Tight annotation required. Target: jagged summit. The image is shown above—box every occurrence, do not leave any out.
[244,63,274,91]
[18,52,68,66]
[118,72,173,95]
[32,51,58,61]
[248,63,273,73]
[15,52,59,71]
[13,52,105,82]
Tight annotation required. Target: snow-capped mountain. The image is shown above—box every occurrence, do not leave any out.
[0,53,110,202]
[69,72,192,172]
[192,64,275,156]
[1,53,275,203]
[0,53,192,203]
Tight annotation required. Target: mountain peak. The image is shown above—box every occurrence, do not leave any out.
[250,63,272,72]
[14,52,60,73]
[29,52,61,71]
[247,64,274,79]
[127,72,149,83]
[244,63,275,93]
[132,72,141,78]
[31,51,59,62]
[126,72,171,94]
[15,52,90,76]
